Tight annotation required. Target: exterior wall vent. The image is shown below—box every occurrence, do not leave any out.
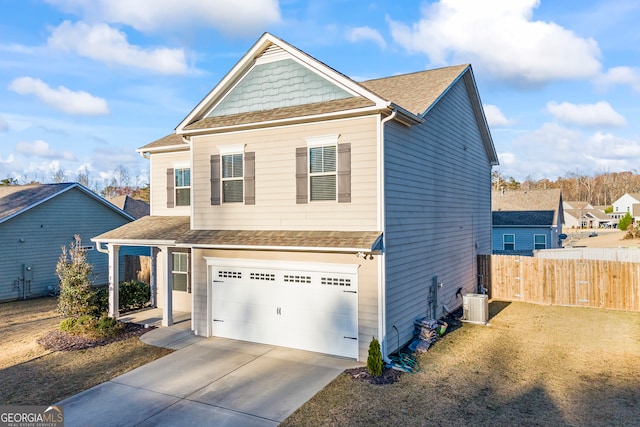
[462,293,489,324]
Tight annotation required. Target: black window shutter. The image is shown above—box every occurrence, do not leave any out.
[338,143,351,203]
[296,147,308,204]
[166,168,175,208]
[244,152,255,205]
[210,155,221,205]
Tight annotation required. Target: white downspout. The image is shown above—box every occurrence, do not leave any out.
[378,109,397,363]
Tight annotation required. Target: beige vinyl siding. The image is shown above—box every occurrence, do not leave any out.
[191,249,378,361]
[149,150,191,217]
[191,116,378,231]
[383,76,493,355]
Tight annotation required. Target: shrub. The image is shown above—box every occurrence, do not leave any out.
[367,336,384,377]
[119,281,150,311]
[56,235,96,318]
[95,314,123,337]
[94,286,109,315]
[618,212,634,231]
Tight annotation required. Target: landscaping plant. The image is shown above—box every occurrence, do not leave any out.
[367,336,384,377]
[56,235,96,319]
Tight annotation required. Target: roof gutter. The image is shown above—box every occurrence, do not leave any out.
[378,107,396,363]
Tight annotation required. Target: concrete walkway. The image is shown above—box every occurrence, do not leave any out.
[57,310,359,426]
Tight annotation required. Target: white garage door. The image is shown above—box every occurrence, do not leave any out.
[209,258,358,359]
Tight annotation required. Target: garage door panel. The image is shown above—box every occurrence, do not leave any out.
[210,262,358,359]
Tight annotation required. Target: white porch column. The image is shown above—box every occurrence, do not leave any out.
[149,247,158,307]
[108,244,120,319]
[160,246,173,326]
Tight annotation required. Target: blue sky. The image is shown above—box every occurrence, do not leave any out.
[2,0,640,188]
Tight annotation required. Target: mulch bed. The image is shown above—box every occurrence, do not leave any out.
[37,322,154,351]
[345,366,403,385]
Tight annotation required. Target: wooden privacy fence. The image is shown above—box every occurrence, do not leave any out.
[124,255,151,284]
[478,254,640,311]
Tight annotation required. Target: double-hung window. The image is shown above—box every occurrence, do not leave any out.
[309,145,336,201]
[172,252,189,292]
[503,234,515,251]
[534,234,546,250]
[175,168,191,206]
[222,153,243,203]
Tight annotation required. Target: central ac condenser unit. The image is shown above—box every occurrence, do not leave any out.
[462,293,489,324]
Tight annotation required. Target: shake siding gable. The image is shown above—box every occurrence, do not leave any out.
[383,77,492,354]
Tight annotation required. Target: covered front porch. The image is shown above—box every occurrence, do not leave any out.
[92,216,193,328]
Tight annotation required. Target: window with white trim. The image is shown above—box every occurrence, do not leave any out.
[309,145,336,201]
[503,234,515,251]
[175,168,191,206]
[534,234,546,250]
[222,153,243,203]
[172,252,189,292]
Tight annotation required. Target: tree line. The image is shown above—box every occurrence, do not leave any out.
[493,170,640,206]
[1,165,149,203]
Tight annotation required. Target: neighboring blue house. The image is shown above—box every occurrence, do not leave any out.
[0,183,136,301]
[492,188,564,255]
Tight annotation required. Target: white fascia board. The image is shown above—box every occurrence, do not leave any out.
[178,105,386,136]
[176,33,390,133]
[180,243,376,254]
[176,34,274,132]
[136,144,190,155]
[90,238,177,246]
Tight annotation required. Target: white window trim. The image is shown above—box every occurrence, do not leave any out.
[503,234,515,250]
[305,134,339,147]
[175,168,191,207]
[308,144,337,202]
[221,152,244,203]
[534,234,547,250]
[217,144,245,155]
[172,252,189,293]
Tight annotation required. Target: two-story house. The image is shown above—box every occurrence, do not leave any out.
[93,33,498,361]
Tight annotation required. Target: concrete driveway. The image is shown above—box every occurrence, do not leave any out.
[57,337,358,426]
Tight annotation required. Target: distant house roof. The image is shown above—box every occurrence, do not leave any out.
[0,183,134,224]
[107,195,150,219]
[563,200,592,210]
[492,188,563,227]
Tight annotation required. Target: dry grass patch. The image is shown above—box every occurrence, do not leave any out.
[282,302,640,427]
[0,297,172,405]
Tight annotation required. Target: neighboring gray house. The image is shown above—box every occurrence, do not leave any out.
[0,183,135,301]
[492,189,564,255]
[93,33,498,361]
[107,195,150,219]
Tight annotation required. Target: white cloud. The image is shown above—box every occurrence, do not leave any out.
[15,140,76,161]
[497,123,640,181]
[47,21,189,75]
[45,0,281,36]
[0,117,7,132]
[8,77,109,115]
[483,104,512,127]
[547,101,626,127]
[388,0,601,85]
[597,66,640,93]
[346,27,387,50]
[0,154,15,164]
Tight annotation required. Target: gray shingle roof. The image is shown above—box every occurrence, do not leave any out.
[359,64,469,116]
[107,195,150,219]
[493,211,555,226]
[0,184,75,222]
[492,189,563,226]
[93,215,382,251]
